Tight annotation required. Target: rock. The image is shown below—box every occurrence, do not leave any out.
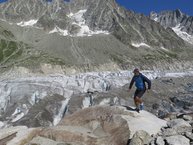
[129,130,152,145]
[161,128,178,136]
[183,115,193,121]
[165,135,190,145]
[149,138,156,145]
[190,121,193,127]
[167,119,192,133]
[40,106,131,145]
[167,119,191,128]
[121,109,167,137]
[0,126,40,145]
[170,96,193,109]
[37,106,166,145]
[163,113,177,121]
[0,121,4,128]
[185,132,193,142]
[29,136,82,145]
[156,136,165,145]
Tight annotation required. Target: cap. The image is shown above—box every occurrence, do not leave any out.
[133,68,139,73]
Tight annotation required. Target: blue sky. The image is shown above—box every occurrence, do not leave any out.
[0,0,192,16]
[116,0,193,16]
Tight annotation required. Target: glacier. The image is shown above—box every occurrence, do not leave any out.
[0,69,193,126]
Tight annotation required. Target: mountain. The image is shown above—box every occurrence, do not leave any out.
[1,2,193,144]
[0,0,193,74]
[150,9,193,44]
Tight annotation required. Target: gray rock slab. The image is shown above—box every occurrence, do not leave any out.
[156,136,165,145]
[130,130,152,145]
[166,135,190,145]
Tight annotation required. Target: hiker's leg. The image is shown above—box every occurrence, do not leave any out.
[138,97,143,104]
[134,96,140,112]
[134,96,140,108]
[138,90,146,110]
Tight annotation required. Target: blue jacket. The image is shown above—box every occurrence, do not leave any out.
[129,73,151,90]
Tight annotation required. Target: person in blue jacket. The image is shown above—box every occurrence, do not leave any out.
[128,68,151,112]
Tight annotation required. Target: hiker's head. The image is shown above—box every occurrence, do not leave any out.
[133,68,140,75]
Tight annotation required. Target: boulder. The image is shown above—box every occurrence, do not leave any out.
[0,126,40,145]
[161,128,178,136]
[40,106,131,145]
[165,135,190,145]
[39,106,166,145]
[185,132,193,142]
[29,136,83,145]
[167,119,192,133]
[122,108,167,137]
[129,130,152,145]
[156,136,165,145]
[183,115,193,121]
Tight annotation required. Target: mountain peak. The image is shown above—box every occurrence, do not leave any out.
[174,9,184,17]
[150,9,193,44]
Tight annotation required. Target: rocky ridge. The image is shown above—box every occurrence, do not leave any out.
[0,0,186,47]
[150,9,193,44]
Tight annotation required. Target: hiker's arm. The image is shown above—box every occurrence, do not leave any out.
[143,75,151,89]
[129,77,134,89]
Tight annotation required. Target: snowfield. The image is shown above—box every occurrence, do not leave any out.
[49,9,109,37]
[172,24,193,45]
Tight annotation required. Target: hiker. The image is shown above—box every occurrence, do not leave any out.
[128,68,151,112]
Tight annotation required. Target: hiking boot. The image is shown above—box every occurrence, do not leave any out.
[140,103,144,110]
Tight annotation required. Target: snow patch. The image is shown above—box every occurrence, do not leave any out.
[154,17,158,21]
[0,121,4,128]
[161,46,169,51]
[150,12,158,22]
[68,9,109,37]
[82,97,91,108]
[132,43,151,48]
[99,98,111,105]
[12,107,21,116]
[53,97,70,125]
[11,112,25,123]
[172,24,193,44]
[164,71,193,77]
[17,19,38,27]
[49,26,68,36]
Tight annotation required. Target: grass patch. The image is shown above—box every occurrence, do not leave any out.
[1,30,15,38]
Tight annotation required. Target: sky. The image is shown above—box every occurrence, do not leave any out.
[0,0,192,16]
[116,0,193,16]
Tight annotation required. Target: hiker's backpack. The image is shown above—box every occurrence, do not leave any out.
[134,75,145,90]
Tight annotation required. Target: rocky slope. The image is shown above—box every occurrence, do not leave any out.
[150,9,193,44]
[0,106,167,145]
[0,105,193,145]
